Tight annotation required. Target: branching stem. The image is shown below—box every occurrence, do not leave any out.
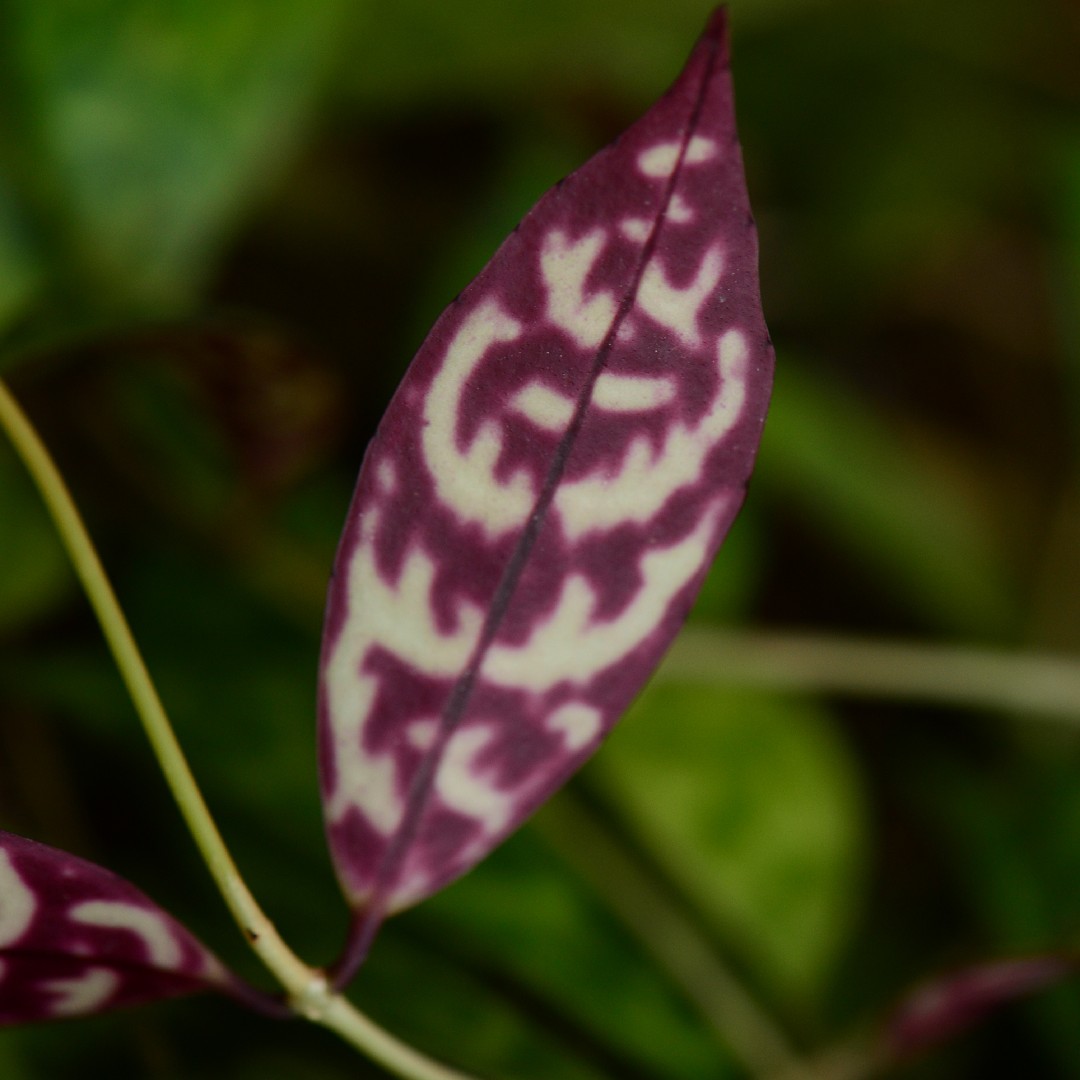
[0,378,478,1080]
[12,366,1075,1080]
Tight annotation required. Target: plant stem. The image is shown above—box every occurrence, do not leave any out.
[0,379,299,983]
[661,626,1080,720]
[0,378,479,1080]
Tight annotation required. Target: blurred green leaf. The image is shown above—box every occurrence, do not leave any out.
[3,0,347,309]
[595,682,866,1011]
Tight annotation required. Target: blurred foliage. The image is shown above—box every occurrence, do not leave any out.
[0,0,1078,1077]
[597,683,866,1014]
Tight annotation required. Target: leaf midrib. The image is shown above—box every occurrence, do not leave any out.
[350,26,725,962]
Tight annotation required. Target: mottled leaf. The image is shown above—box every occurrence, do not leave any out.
[0,831,232,1024]
[318,9,772,948]
[884,955,1077,1061]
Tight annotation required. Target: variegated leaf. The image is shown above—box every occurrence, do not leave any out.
[0,831,231,1023]
[319,9,772,938]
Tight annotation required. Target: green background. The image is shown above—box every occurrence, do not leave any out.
[0,0,1078,1076]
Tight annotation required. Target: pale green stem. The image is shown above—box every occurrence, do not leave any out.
[660,626,1080,720]
[0,378,477,1080]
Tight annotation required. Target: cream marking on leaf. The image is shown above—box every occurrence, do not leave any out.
[335,520,483,679]
[324,517,484,831]
[638,245,724,347]
[198,952,229,983]
[407,718,439,751]
[376,458,397,494]
[0,850,35,947]
[637,135,717,179]
[70,902,181,969]
[482,503,723,693]
[556,329,748,539]
[546,702,603,752]
[510,373,675,432]
[621,194,693,242]
[686,136,718,162]
[541,228,616,349]
[325,672,402,835]
[44,967,119,1016]
[594,372,677,412]
[422,298,534,536]
[434,724,514,834]
[509,382,575,432]
[669,193,694,223]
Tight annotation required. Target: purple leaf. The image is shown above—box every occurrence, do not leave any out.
[884,954,1077,1060]
[0,831,232,1023]
[319,8,772,946]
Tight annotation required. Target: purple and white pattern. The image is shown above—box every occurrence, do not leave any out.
[319,10,773,920]
[0,832,230,1023]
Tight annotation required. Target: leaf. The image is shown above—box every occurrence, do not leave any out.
[318,10,773,949]
[594,682,866,1009]
[883,954,1077,1062]
[0,831,232,1024]
[2,0,346,308]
